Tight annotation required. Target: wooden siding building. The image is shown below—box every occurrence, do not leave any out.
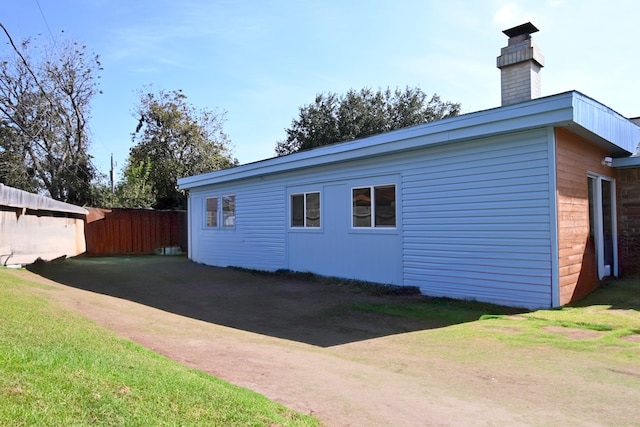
[178,91,639,309]
[178,24,639,309]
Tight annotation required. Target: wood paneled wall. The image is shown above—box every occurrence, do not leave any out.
[555,128,615,305]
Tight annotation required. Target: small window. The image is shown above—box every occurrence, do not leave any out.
[206,197,218,227]
[305,192,320,227]
[352,185,396,228]
[222,195,235,227]
[205,195,235,228]
[375,185,396,227]
[352,187,372,227]
[291,194,304,227]
[291,192,320,228]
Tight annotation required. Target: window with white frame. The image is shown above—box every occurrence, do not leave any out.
[352,184,396,228]
[206,197,218,227]
[222,195,236,227]
[205,195,235,228]
[290,191,320,228]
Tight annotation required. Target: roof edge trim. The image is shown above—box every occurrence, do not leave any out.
[0,184,88,215]
[179,91,639,189]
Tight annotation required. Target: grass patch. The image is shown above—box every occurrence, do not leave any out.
[0,268,319,426]
[350,278,640,356]
[351,297,520,326]
[572,277,640,310]
[480,314,616,332]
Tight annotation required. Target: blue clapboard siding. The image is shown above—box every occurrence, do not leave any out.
[188,179,287,271]
[287,182,402,284]
[401,129,553,308]
[178,91,640,309]
[187,128,553,308]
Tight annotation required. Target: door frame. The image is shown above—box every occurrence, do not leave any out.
[587,172,618,279]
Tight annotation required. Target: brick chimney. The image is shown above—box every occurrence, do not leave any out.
[497,22,544,106]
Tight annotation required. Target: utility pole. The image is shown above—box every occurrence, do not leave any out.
[110,153,115,194]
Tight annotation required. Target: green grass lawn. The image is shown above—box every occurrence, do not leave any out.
[353,277,640,358]
[3,262,639,427]
[0,270,319,427]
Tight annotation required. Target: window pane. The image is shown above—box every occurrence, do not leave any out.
[306,192,320,227]
[353,187,371,227]
[375,185,396,227]
[206,197,218,227]
[222,195,235,227]
[291,194,304,227]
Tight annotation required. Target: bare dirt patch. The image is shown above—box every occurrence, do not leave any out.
[20,256,640,427]
[543,325,604,340]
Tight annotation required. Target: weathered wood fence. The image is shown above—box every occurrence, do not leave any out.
[85,208,187,256]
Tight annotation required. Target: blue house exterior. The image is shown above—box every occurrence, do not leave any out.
[178,91,640,309]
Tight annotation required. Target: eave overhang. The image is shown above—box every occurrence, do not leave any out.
[612,156,640,168]
[178,91,640,190]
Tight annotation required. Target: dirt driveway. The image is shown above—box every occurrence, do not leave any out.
[25,256,640,427]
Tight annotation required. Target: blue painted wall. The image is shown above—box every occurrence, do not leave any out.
[187,128,553,308]
[401,129,553,308]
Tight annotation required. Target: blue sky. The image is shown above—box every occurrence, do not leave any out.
[2,0,639,180]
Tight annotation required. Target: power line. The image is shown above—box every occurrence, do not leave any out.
[31,0,113,178]
[34,0,55,43]
[0,21,103,198]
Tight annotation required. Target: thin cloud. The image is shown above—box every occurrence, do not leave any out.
[492,2,537,27]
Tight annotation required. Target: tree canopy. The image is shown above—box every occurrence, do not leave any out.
[127,89,237,209]
[275,87,461,156]
[0,28,101,204]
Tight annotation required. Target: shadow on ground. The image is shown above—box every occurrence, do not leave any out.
[569,277,640,311]
[27,255,487,347]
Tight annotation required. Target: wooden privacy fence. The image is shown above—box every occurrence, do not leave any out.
[85,208,187,256]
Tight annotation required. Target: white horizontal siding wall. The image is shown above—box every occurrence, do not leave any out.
[186,127,554,308]
[401,129,553,308]
[188,178,287,271]
[287,178,402,285]
[188,161,406,281]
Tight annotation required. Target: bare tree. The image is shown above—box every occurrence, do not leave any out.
[0,25,101,204]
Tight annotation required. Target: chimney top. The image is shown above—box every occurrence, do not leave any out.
[497,22,544,106]
[502,22,539,38]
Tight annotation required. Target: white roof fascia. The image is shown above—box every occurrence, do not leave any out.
[178,91,639,190]
[0,184,88,215]
[570,92,640,155]
[612,156,640,168]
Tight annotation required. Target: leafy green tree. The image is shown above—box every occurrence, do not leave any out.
[276,87,461,156]
[0,29,101,204]
[85,160,155,209]
[113,158,155,208]
[129,88,237,209]
[85,179,115,208]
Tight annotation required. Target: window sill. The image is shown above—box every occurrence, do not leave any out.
[348,227,399,235]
